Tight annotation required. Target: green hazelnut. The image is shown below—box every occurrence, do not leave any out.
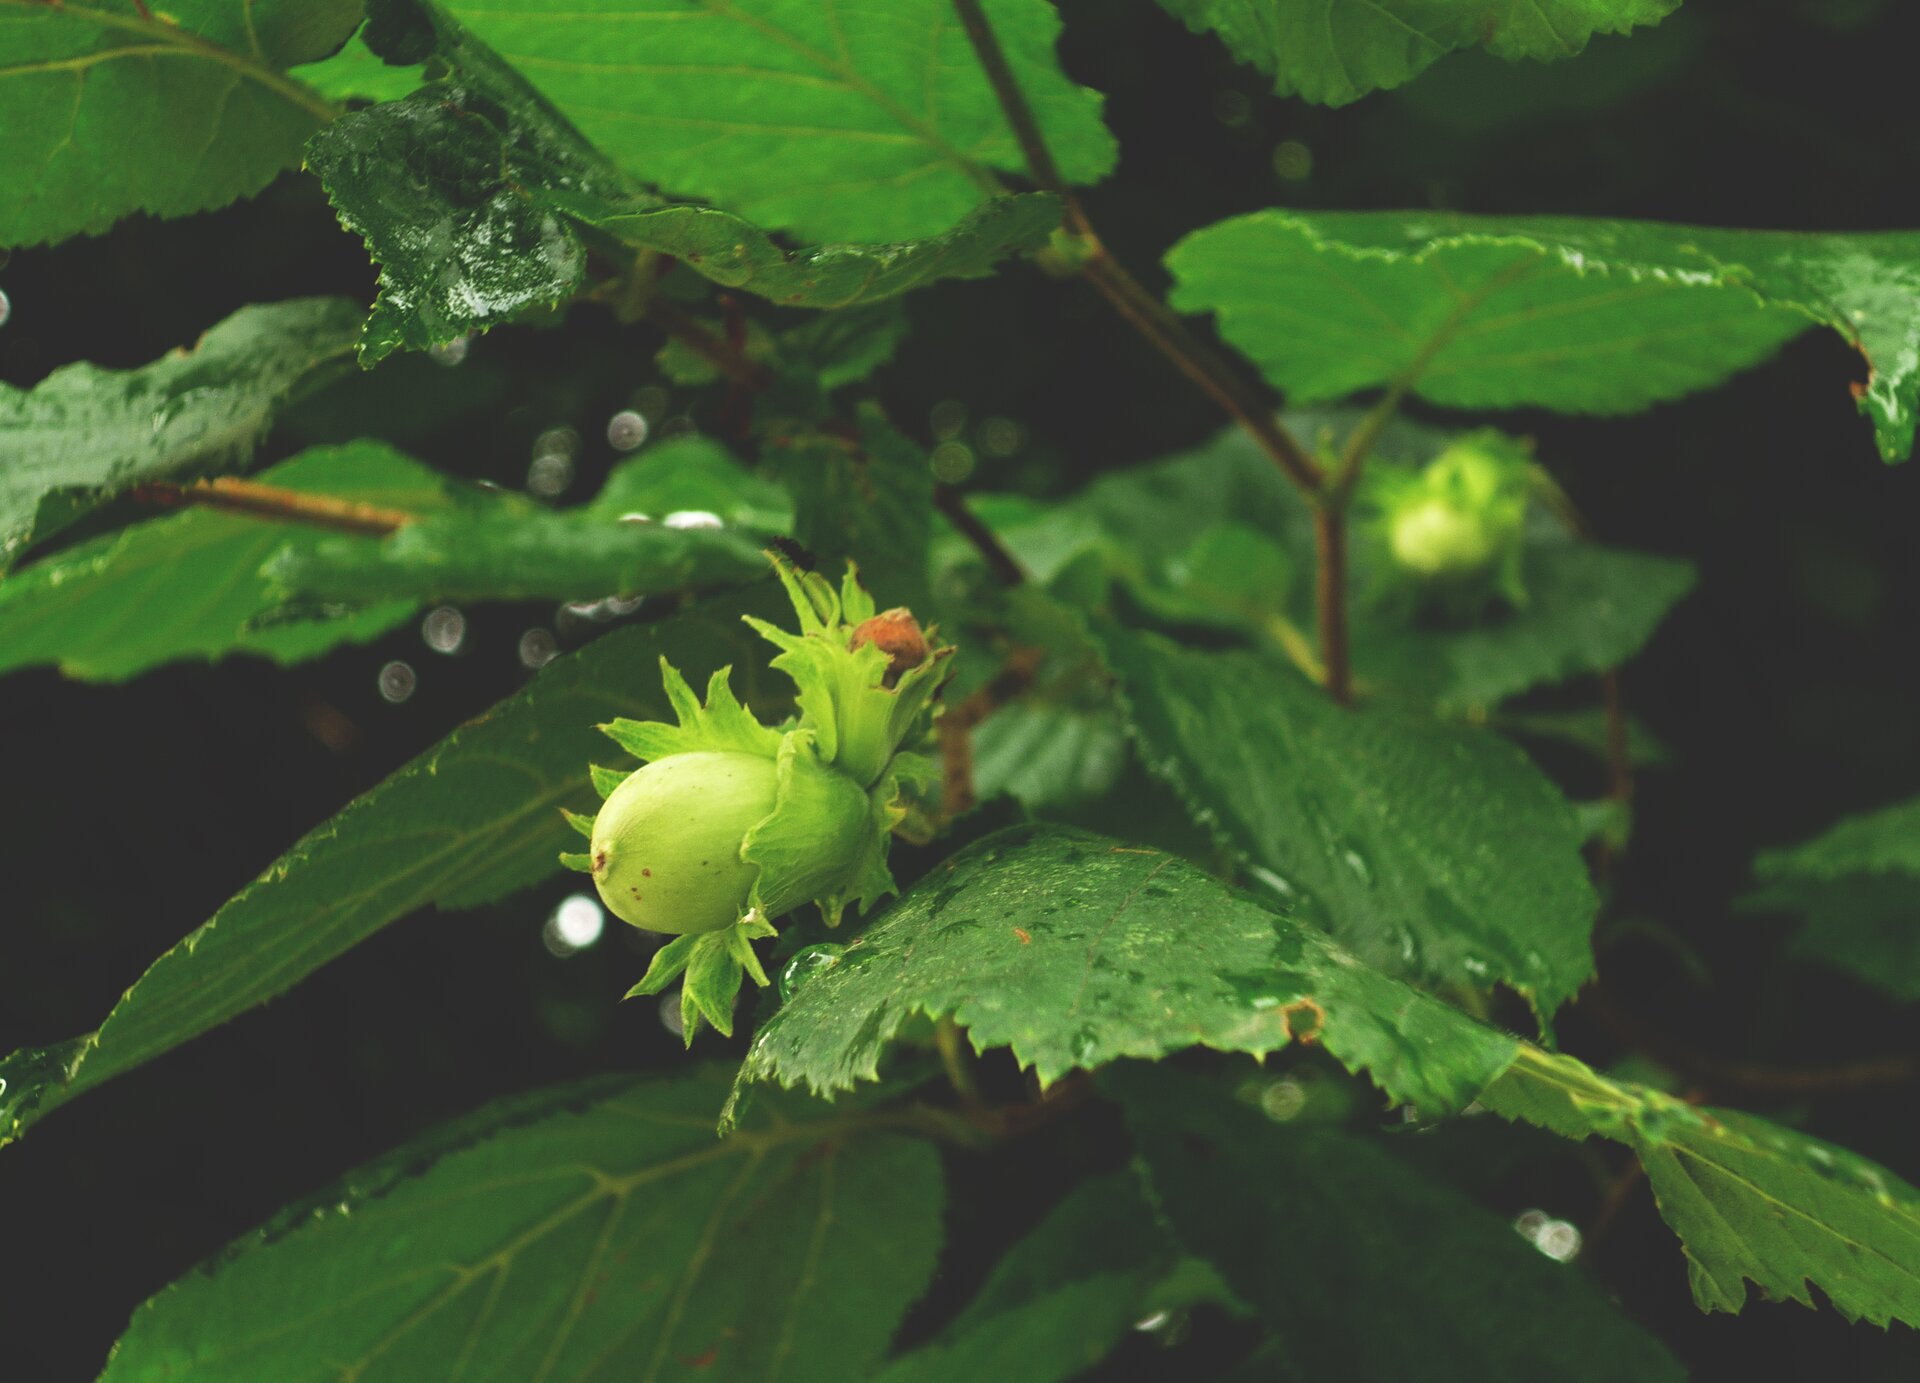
[1388,495,1499,577]
[590,750,778,935]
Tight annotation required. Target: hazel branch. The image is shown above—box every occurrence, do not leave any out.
[131,477,412,537]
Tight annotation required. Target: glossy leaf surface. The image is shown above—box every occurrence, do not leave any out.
[0,298,361,570]
[1484,1046,1920,1327]
[307,12,1060,361]
[1168,212,1920,459]
[440,0,1114,242]
[1100,627,1597,1016]
[0,443,453,682]
[734,823,1518,1116]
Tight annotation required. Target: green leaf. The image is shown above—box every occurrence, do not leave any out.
[0,443,453,682]
[1354,544,1698,712]
[973,702,1129,812]
[1756,795,1920,879]
[1111,1063,1686,1382]
[1158,0,1680,108]
[874,1175,1175,1383]
[290,23,426,103]
[1167,212,1920,461]
[101,1067,944,1383]
[733,823,1517,1117]
[269,509,768,604]
[0,298,362,571]
[1745,795,1920,1002]
[1099,626,1598,1017]
[1482,1045,1920,1326]
[0,0,354,246]
[438,0,1115,243]
[306,11,1062,361]
[763,406,934,616]
[588,437,795,533]
[269,435,778,606]
[0,589,787,1147]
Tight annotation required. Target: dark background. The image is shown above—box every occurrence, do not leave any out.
[4,0,1919,1376]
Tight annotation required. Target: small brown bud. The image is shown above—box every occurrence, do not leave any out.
[849,608,929,686]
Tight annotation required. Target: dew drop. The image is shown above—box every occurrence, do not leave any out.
[779,944,847,1003]
[1340,845,1372,886]
[663,509,724,531]
[0,286,11,329]
[377,660,417,703]
[420,605,466,654]
[606,409,650,451]
[427,334,470,367]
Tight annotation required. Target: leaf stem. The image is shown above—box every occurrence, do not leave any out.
[1312,507,1352,705]
[938,646,1044,817]
[131,477,412,536]
[934,482,1027,587]
[947,0,1324,496]
[934,1017,988,1111]
[645,298,772,391]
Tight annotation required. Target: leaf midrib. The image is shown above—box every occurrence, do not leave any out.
[0,0,338,122]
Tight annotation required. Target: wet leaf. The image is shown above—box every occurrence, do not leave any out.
[307,12,1060,361]
[1113,1063,1686,1381]
[0,443,454,682]
[1159,0,1680,107]
[0,0,356,246]
[102,1067,943,1382]
[1483,1046,1920,1326]
[1353,544,1698,712]
[438,0,1114,242]
[1100,626,1598,1017]
[733,823,1517,1116]
[0,590,786,1146]
[0,298,362,571]
[1168,212,1920,460]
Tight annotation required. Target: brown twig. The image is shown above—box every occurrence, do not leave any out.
[131,478,412,536]
[646,297,772,391]
[950,0,1344,709]
[1314,507,1352,706]
[938,646,1046,817]
[934,482,1028,586]
[947,0,1322,495]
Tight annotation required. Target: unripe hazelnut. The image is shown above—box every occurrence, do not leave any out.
[590,751,778,935]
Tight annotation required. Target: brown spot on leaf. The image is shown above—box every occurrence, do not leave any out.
[1281,998,1326,1045]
